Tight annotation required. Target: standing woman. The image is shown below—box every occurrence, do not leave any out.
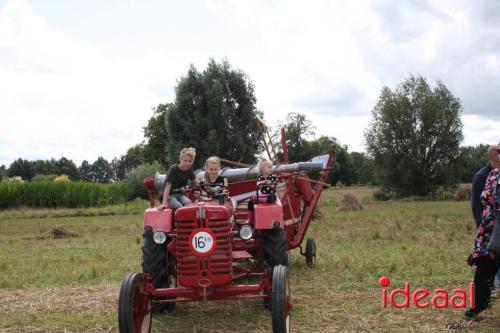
[466,141,500,318]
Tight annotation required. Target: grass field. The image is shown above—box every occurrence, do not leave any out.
[1,187,499,332]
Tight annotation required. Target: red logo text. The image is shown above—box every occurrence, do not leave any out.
[379,276,474,309]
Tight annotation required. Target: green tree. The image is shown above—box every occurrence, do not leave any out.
[365,75,463,197]
[32,160,50,175]
[110,158,122,182]
[111,144,146,181]
[30,158,80,180]
[55,157,80,180]
[143,104,172,167]
[305,136,336,157]
[305,138,363,186]
[166,59,262,167]
[0,165,6,182]
[302,135,336,183]
[79,160,93,182]
[275,114,358,186]
[7,158,35,180]
[91,157,113,183]
[350,152,376,185]
[457,145,489,183]
[276,112,316,162]
[329,145,356,186]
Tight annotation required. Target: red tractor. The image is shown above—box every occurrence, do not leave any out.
[118,144,335,333]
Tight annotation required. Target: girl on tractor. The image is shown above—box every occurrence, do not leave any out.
[199,156,228,198]
[247,159,279,224]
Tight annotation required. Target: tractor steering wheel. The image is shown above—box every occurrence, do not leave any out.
[193,184,229,199]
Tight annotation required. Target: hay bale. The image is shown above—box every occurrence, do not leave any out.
[313,207,323,220]
[43,226,79,239]
[454,184,472,201]
[337,192,363,211]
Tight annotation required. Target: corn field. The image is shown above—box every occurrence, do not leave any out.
[0,182,128,209]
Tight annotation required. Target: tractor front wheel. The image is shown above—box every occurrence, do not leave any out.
[118,272,152,333]
[272,265,290,333]
[142,236,175,313]
[262,229,288,268]
[305,238,316,267]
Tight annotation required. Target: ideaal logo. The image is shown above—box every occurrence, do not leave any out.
[379,276,474,309]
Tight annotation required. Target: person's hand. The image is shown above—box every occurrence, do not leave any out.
[158,203,168,210]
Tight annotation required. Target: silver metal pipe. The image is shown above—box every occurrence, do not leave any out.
[154,154,329,194]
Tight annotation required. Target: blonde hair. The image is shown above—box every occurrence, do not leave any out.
[179,147,196,161]
[204,156,221,183]
[258,159,273,174]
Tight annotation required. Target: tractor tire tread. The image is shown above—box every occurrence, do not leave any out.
[141,236,175,313]
[262,229,288,269]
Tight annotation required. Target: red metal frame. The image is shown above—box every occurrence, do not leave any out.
[289,146,336,249]
[144,270,272,303]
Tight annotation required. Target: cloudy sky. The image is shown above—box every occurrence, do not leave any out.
[1,0,499,167]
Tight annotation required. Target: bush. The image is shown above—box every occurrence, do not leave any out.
[454,184,472,201]
[31,174,57,182]
[4,176,23,183]
[0,182,127,209]
[54,175,70,182]
[125,162,164,200]
[433,186,455,200]
[373,190,393,201]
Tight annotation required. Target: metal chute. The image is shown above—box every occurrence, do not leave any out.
[153,160,325,194]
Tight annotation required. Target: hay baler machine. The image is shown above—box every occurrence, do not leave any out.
[118,144,335,333]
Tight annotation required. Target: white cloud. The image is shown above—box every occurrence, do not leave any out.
[0,0,498,167]
[0,0,161,166]
[462,115,500,147]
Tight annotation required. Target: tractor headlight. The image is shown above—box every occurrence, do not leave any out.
[239,225,253,240]
[153,230,167,244]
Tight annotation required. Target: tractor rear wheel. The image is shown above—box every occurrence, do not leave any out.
[262,229,288,269]
[118,272,152,333]
[272,265,290,333]
[141,236,175,312]
[305,238,316,267]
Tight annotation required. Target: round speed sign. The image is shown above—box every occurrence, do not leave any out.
[188,229,217,257]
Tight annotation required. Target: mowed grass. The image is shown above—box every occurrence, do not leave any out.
[1,188,500,332]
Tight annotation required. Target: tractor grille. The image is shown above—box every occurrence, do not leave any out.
[176,205,233,288]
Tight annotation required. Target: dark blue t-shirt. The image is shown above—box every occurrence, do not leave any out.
[471,163,493,228]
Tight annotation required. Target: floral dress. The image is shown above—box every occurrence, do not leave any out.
[468,168,500,265]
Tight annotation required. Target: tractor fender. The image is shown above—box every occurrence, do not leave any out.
[254,202,284,230]
[144,207,173,233]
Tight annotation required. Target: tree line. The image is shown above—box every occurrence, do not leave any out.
[0,60,488,197]
[0,137,488,191]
